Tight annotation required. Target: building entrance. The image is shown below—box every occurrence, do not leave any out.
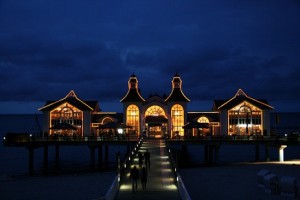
[147,123,167,138]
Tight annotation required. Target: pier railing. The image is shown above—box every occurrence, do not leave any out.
[3,133,140,146]
[118,137,143,184]
[166,139,192,200]
[3,132,299,147]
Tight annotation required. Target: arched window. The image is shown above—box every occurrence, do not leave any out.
[238,105,252,135]
[171,104,184,137]
[198,116,209,123]
[228,102,262,135]
[101,117,113,124]
[145,106,166,116]
[50,103,83,136]
[126,105,140,136]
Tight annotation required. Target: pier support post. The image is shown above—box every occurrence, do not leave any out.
[43,145,48,174]
[265,144,270,162]
[204,144,209,164]
[181,144,188,167]
[28,147,34,176]
[204,144,220,165]
[98,144,103,169]
[55,143,60,170]
[255,144,260,161]
[279,145,287,162]
[204,144,214,165]
[116,151,120,175]
[213,145,220,165]
[90,146,96,171]
[105,144,109,168]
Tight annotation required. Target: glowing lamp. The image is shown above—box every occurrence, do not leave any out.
[117,128,123,134]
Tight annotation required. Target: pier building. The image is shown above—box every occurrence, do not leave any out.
[38,73,273,138]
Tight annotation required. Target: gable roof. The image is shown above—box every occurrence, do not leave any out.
[215,89,273,110]
[38,90,96,111]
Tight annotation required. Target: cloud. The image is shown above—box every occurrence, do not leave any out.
[0,0,300,113]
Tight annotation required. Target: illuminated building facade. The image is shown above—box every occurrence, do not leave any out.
[120,74,273,137]
[38,74,273,138]
[213,89,273,136]
[121,73,190,138]
[39,90,100,136]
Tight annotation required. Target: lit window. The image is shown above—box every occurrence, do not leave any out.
[171,104,184,137]
[126,105,140,136]
[145,106,166,116]
[49,103,83,136]
[228,102,262,135]
[198,117,209,123]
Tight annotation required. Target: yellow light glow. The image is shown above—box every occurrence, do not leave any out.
[119,184,132,190]
[161,168,172,173]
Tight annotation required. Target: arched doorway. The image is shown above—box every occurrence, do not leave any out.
[145,105,168,138]
[126,105,140,136]
[238,105,252,135]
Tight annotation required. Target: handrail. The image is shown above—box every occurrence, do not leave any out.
[118,137,143,184]
[177,174,192,200]
[97,176,119,200]
[165,138,192,200]
[3,134,140,145]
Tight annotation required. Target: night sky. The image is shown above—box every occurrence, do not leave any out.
[1,0,300,114]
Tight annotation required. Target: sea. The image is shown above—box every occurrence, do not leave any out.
[1,113,300,176]
[0,114,127,176]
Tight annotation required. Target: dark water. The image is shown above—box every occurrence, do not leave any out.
[1,114,300,175]
[0,114,128,176]
[170,143,300,167]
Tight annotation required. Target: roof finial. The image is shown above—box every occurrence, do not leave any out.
[131,72,136,77]
[235,89,246,97]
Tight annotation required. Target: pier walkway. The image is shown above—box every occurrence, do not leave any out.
[115,139,180,200]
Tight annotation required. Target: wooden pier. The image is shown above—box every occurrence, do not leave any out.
[3,134,300,175]
[3,134,139,175]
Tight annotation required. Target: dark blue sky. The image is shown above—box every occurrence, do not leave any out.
[1,0,300,113]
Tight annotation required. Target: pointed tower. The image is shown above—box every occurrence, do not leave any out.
[165,73,190,102]
[120,74,145,137]
[120,74,145,102]
[165,73,190,138]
